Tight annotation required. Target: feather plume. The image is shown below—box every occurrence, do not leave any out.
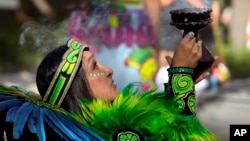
[0,99,23,111]
[35,107,46,141]
[0,83,104,141]
[13,102,33,138]
[28,112,37,133]
[43,108,79,140]
[79,84,219,141]
[0,82,219,141]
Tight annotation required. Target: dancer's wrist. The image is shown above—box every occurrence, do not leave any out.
[167,67,194,77]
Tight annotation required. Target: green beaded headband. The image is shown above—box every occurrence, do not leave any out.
[43,39,88,107]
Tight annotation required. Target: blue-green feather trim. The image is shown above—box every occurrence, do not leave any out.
[0,84,104,141]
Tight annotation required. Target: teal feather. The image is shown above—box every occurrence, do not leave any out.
[44,109,80,140]
[0,95,14,100]
[28,111,36,133]
[10,85,41,99]
[50,109,105,141]
[13,102,33,138]
[0,99,23,111]
[6,106,19,122]
[52,113,89,140]
[35,107,46,141]
[0,83,104,141]
[61,115,105,141]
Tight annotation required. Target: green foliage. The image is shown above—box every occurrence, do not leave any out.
[221,44,250,79]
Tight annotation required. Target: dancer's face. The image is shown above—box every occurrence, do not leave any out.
[82,51,119,101]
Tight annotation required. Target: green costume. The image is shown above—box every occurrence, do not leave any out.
[0,39,219,141]
[77,68,219,140]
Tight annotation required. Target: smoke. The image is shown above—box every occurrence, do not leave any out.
[19,20,69,54]
[178,0,211,8]
[200,0,211,8]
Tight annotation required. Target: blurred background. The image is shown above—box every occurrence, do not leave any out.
[0,0,250,140]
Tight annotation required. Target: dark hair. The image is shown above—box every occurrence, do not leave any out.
[36,45,93,114]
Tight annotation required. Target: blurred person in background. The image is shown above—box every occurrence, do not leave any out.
[15,0,171,92]
[220,0,232,44]
[15,0,218,93]
[66,0,166,91]
[246,4,250,49]
[158,0,230,93]
[66,0,213,93]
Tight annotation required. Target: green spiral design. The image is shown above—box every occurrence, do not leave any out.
[176,100,185,110]
[171,74,194,112]
[188,95,196,114]
[172,74,194,95]
[118,131,140,141]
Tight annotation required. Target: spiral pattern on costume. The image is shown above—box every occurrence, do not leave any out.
[188,95,196,115]
[172,74,193,95]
